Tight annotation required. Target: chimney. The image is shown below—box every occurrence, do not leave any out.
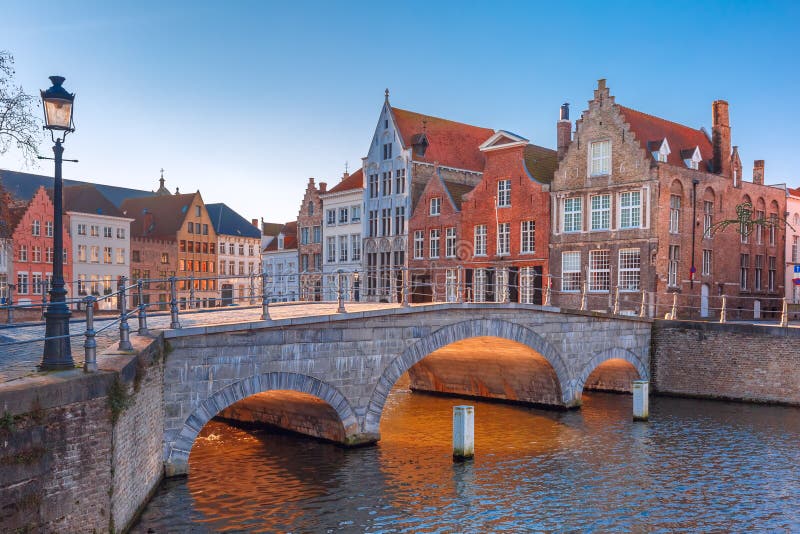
[752,160,765,185]
[557,102,571,161]
[251,218,258,228]
[712,100,731,177]
[319,182,327,193]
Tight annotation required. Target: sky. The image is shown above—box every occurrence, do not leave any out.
[1,0,798,223]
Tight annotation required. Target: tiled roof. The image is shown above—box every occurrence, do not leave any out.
[63,184,125,217]
[206,203,261,239]
[261,222,283,237]
[443,180,474,210]
[618,106,713,169]
[327,168,364,194]
[263,221,298,252]
[523,144,558,184]
[391,107,494,172]
[0,169,156,207]
[121,193,198,240]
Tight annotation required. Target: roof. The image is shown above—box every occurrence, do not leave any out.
[391,107,494,172]
[263,221,297,252]
[327,168,364,194]
[442,180,474,210]
[120,193,198,240]
[523,144,558,184]
[261,221,283,237]
[618,106,713,169]
[205,203,261,239]
[0,169,156,207]
[63,184,125,217]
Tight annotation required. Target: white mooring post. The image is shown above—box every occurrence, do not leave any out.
[632,380,649,421]
[453,405,475,461]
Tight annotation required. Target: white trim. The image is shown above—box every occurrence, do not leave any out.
[479,130,529,152]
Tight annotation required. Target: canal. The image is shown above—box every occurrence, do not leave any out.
[134,378,800,532]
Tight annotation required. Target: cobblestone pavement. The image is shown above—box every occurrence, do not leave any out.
[0,302,398,383]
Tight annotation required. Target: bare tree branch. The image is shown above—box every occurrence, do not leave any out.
[0,50,42,164]
[708,201,794,238]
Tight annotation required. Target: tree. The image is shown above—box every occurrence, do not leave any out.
[708,201,794,237]
[0,50,41,163]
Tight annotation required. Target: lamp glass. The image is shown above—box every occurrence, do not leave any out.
[43,98,73,131]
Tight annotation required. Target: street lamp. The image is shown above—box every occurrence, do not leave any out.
[40,76,75,370]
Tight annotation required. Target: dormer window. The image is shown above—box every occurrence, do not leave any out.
[649,138,670,164]
[411,133,428,157]
[681,146,703,170]
[278,235,284,249]
[430,197,441,216]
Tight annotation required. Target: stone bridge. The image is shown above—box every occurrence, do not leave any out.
[162,303,652,475]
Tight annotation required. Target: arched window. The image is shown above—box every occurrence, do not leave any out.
[308,202,314,216]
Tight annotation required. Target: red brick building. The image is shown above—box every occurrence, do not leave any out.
[10,186,72,304]
[297,177,325,300]
[550,80,786,319]
[460,131,556,303]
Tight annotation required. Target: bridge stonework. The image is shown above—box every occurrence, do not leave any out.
[162,304,652,475]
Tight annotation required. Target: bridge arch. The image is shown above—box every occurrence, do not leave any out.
[574,347,649,399]
[363,318,573,433]
[165,372,358,476]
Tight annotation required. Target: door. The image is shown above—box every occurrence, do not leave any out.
[700,284,709,318]
[221,284,234,306]
[532,266,544,305]
[753,299,761,320]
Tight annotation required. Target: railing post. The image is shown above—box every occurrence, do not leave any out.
[137,279,148,335]
[118,276,132,351]
[402,267,410,307]
[780,297,789,327]
[669,293,678,320]
[83,296,97,372]
[337,270,346,313]
[261,271,271,321]
[639,289,647,318]
[580,281,587,311]
[612,286,620,315]
[544,274,552,307]
[719,294,727,323]
[169,276,181,329]
[5,284,13,324]
[457,265,463,304]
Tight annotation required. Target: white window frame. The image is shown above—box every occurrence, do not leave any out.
[618,248,640,291]
[520,220,535,254]
[702,249,712,276]
[413,230,424,259]
[474,225,487,256]
[430,197,441,216]
[669,195,681,234]
[589,140,611,176]
[590,194,610,231]
[429,229,440,259]
[562,251,581,292]
[497,222,510,256]
[668,245,680,288]
[474,268,487,303]
[445,227,457,258]
[497,179,511,208]
[563,197,583,233]
[619,190,641,229]
[326,237,336,263]
[703,201,713,238]
[740,254,749,290]
[588,250,610,292]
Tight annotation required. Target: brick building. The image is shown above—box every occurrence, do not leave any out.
[297,178,325,300]
[786,186,800,304]
[206,203,262,306]
[550,79,786,319]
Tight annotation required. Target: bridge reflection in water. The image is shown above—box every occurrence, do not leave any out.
[134,373,800,532]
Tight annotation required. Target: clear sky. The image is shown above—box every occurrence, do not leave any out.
[1,0,798,223]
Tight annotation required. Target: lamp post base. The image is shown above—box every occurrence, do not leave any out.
[41,308,74,370]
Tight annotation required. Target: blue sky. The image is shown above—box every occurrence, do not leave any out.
[1,0,798,223]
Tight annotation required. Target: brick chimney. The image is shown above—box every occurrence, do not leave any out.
[712,100,731,177]
[251,218,258,228]
[557,103,571,161]
[752,160,765,185]
[319,182,327,193]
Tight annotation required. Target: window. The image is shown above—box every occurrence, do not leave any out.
[89,246,100,263]
[702,249,712,276]
[368,174,378,198]
[195,206,201,217]
[327,237,336,263]
[308,202,314,216]
[248,245,254,256]
[313,226,321,243]
[521,221,535,254]
[45,221,53,237]
[314,253,322,271]
[104,226,112,238]
[339,236,348,262]
[78,223,87,236]
[519,267,536,304]
[414,231,424,259]
[90,225,99,237]
[238,261,245,275]
[769,214,777,246]
[219,261,225,275]
[188,222,194,234]
[666,245,680,287]
[351,234,361,261]
[394,206,405,236]
[32,220,40,236]
[497,222,510,256]
[103,247,112,264]
[301,227,309,245]
[669,195,681,234]
[31,274,42,295]
[740,218,749,243]
[430,197,441,216]
[382,172,392,196]
[474,269,487,303]
[203,224,209,236]
[17,273,28,294]
[755,255,763,291]
[338,208,349,224]
[445,227,457,257]
[703,201,713,237]
[620,191,641,229]
[118,249,126,264]
[590,194,610,231]
[326,209,336,226]
[618,249,641,291]
[229,243,235,255]
[590,140,611,176]
[351,205,361,222]
[769,256,776,291]
[497,180,511,207]
[429,229,440,259]
[589,250,610,292]
[46,247,53,263]
[563,197,582,233]
[117,227,125,239]
[740,253,749,290]
[32,246,41,263]
[228,260,235,274]
[474,225,487,256]
[793,236,799,263]
[446,269,458,303]
[381,208,392,236]
[383,143,392,160]
[395,169,406,194]
[368,210,378,237]
[18,244,27,262]
[77,274,87,296]
[159,251,168,264]
[756,210,765,244]
[132,250,141,262]
[562,252,581,292]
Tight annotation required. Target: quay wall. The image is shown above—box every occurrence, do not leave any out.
[651,320,800,405]
[0,335,164,533]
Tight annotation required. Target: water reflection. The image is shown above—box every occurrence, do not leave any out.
[134,382,800,532]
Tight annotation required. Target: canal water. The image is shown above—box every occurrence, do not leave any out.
[134,382,800,532]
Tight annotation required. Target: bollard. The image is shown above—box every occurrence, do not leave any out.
[580,281,587,311]
[613,286,620,315]
[261,272,271,321]
[639,289,647,318]
[632,380,649,421]
[780,297,788,327]
[118,276,132,351]
[137,279,148,335]
[169,276,181,329]
[84,296,97,372]
[453,405,474,461]
[337,270,346,313]
[719,294,727,324]
[402,268,410,307]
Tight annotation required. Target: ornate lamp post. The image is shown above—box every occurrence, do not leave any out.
[40,76,76,370]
